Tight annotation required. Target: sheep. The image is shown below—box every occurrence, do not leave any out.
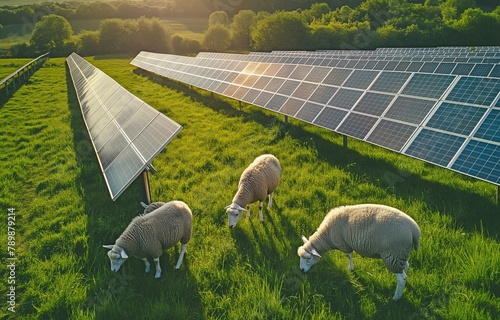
[103,200,192,278]
[297,204,420,301]
[225,154,282,228]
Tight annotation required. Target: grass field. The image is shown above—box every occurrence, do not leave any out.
[0,56,499,319]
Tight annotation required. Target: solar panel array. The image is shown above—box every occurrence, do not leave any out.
[67,52,182,200]
[131,47,500,186]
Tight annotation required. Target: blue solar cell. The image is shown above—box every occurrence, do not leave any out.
[309,85,337,104]
[279,98,304,116]
[296,102,324,123]
[474,109,500,143]
[446,77,500,106]
[289,65,312,80]
[370,72,411,93]
[337,113,378,139]
[395,61,411,71]
[451,140,500,184]
[265,94,287,111]
[327,89,363,110]
[275,65,296,78]
[304,67,331,82]
[367,120,417,151]
[451,63,474,75]
[313,107,348,130]
[402,74,454,99]
[419,62,439,73]
[322,68,352,86]
[470,64,493,77]
[292,82,318,100]
[490,65,500,78]
[343,70,379,89]
[277,80,300,95]
[435,63,456,74]
[426,102,487,135]
[253,76,272,89]
[253,91,274,107]
[405,129,465,166]
[354,92,394,116]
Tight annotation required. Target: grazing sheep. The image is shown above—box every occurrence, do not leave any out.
[103,200,192,278]
[297,204,420,301]
[225,154,282,228]
[140,201,165,215]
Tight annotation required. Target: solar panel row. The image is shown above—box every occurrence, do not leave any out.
[67,52,182,200]
[131,47,500,185]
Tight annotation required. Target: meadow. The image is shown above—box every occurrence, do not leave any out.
[0,55,499,319]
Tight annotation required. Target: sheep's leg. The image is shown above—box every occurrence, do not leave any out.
[175,243,187,269]
[393,270,407,301]
[259,201,264,222]
[154,257,162,278]
[142,258,151,273]
[268,192,274,208]
[347,252,354,270]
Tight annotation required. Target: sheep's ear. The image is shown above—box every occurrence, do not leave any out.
[102,245,114,250]
[311,248,321,258]
[301,235,308,244]
[140,202,148,208]
[120,248,128,259]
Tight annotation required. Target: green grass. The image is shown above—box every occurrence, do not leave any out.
[0,56,499,319]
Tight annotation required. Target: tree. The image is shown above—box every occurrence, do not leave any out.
[251,11,311,51]
[30,14,73,53]
[202,24,231,51]
[98,18,130,53]
[208,11,229,27]
[230,10,256,49]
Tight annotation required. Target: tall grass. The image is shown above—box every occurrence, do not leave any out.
[0,56,499,319]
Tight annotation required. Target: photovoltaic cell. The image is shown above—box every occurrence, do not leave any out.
[425,103,486,135]
[474,109,500,143]
[402,74,454,99]
[337,113,378,139]
[309,85,337,104]
[279,98,304,116]
[353,92,394,116]
[313,107,348,130]
[370,72,411,93]
[343,70,378,89]
[296,102,324,123]
[405,129,465,166]
[451,140,500,184]
[322,68,352,86]
[367,120,417,151]
[327,89,363,110]
[445,77,500,106]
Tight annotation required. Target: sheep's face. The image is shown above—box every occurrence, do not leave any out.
[297,246,321,272]
[104,245,128,273]
[225,203,246,228]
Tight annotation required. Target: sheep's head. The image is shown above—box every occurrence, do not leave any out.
[225,203,247,228]
[297,235,321,272]
[103,244,128,272]
[140,201,165,215]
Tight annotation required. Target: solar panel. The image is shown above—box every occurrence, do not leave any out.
[67,52,182,200]
[131,48,500,187]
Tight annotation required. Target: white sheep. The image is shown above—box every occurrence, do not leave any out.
[225,154,282,228]
[103,200,192,278]
[297,204,420,301]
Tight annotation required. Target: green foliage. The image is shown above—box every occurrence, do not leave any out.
[208,11,230,27]
[29,14,73,53]
[202,24,231,51]
[169,33,202,54]
[230,10,256,49]
[252,11,311,51]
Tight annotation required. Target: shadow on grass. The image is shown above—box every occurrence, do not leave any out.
[0,63,45,107]
[66,65,204,319]
[134,67,500,240]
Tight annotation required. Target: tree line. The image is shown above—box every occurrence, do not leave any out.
[8,0,500,58]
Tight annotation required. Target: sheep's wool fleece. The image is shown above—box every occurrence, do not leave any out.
[116,200,192,259]
[233,154,282,206]
[308,204,420,273]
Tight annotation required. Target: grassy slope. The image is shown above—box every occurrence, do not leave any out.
[0,56,499,319]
